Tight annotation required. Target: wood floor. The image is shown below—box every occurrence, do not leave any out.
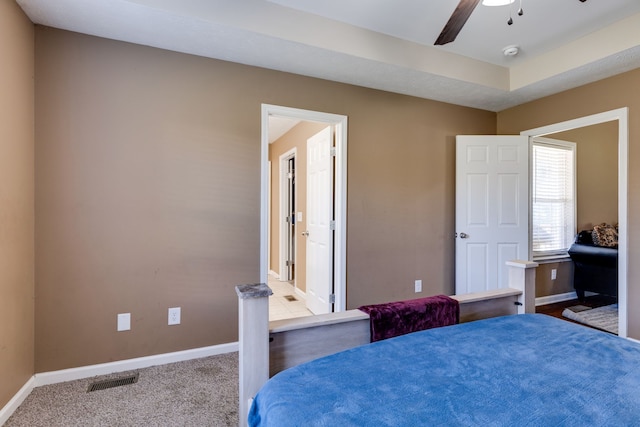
[536,294,618,329]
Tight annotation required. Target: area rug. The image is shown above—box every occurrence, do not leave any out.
[562,304,618,334]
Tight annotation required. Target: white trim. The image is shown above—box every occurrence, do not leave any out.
[268,270,280,280]
[535,291,578,307]
[521,107,629,338]
[333,120,348,312]
[261,104,348,312]
[267,161,271,274]
[0,342,238,424]
[294,287,306,299]
[533,255,571,264]
[0,377,36,425]
[34,342,238,387]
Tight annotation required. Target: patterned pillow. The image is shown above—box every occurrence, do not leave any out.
[591,223,618,248]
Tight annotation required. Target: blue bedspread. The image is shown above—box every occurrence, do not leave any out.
[248,314,640,426]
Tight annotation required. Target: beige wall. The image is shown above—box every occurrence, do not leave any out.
[0,2,35,409]
[552,121,619,231]
[498,68,640,338]
[269,121,327,293]
[34,27,495,371]
[346,98,496,305]
[35,28,260,372]
[535,262,574,298]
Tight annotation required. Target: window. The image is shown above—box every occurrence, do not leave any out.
[531,138,576,259]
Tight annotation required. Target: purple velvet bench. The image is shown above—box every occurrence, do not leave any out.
[359,295,460,342]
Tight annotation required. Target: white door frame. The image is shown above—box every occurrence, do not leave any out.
[521,107,628,338]
[278,148,296,283]
[261,104,348,312]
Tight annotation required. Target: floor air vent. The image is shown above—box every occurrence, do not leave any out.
[87,373,139,392]
[284,295,298,302]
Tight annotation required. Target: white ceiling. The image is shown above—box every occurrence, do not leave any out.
[15,0,640,111]
[268,117,301,143]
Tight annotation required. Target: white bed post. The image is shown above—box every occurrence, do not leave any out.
[507,260,538,314]
[235,283,273,427]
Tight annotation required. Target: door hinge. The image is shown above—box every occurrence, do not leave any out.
[330,220,336,230]
[286,260,294,266]
[288,172,294,179]
[329,294,335,304]
[330,147,337,157]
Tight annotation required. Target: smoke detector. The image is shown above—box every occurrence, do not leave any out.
[502,45,520,57]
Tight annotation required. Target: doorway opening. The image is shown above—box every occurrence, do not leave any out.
[522,107,628,337]
[279,148,296,284]
[261,104,348,321]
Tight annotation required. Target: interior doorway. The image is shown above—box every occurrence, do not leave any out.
[521,107,629,338]
[278,148,296,283]
[261,104,348,318]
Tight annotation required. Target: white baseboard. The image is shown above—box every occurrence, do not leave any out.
[34,341,238,387]
[268,270,279,280]
[535,291,578,307]
[535,291,600,307]
[0,376,35,426]
[0,341,238,423]
[294,287,306,299]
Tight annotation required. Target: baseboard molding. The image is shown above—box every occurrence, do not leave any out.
[1,341,238,423]
[294,287,306,298]
[34,341,238,387]
[268,270,280,280]
[535,291,578,307]
[0,342,239,426]
[0,376,36,426]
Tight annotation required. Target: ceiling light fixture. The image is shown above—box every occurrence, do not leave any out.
[436,0,586,46]
[482,0,515,6]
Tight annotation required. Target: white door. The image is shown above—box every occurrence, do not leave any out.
[305,126,334,314]
[455,135,529,295]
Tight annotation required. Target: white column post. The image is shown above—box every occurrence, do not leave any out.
[506,260,538,314]
[235,283,272,427]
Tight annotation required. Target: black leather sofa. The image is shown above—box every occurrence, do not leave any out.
[567,230,618,301]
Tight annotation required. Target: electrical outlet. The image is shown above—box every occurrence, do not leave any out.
[551,269,557,280]
[168,307,181,325]
[415,279,422,293]
[117,313,131,331]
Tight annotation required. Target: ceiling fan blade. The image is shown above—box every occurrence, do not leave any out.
[434,0,482,46]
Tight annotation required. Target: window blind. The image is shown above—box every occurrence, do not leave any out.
[532,142,576,258]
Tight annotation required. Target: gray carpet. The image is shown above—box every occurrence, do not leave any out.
[562,304,618,335]
[5,352,238,427]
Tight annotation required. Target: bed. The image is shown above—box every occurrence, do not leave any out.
[248,314,640,426]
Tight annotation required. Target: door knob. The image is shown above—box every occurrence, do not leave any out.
[459,232,469,239]
[302,231,309,237]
